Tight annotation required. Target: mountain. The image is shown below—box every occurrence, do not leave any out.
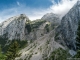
[55,1,80,50]
[0,14,53,41]
[41,13,61,26]
[0,14,29,40]
[0,13,65,60]
[0,12,61,41]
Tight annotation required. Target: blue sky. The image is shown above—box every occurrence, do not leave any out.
[0,0,54,10]
[0,0,77,23]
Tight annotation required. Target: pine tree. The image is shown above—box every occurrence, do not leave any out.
[75,21,80,58]
[6,40,19,60]
[0,45,6,60]
[76,22,80,50]
[74,50,80,58]
[0,45,1,53]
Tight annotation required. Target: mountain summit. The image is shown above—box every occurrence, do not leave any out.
[0,14,29,40]
[55,0,80,50]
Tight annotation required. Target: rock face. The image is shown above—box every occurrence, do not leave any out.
[0,14,53,40]
[16,30,65,60]
[55,1,80,50]
[0,13,65,60]
[41,13,61,26]
[0,14,29,40]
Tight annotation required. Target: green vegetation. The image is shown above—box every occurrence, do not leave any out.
[48,48,70,60]
[42,48,70,60]
[6,40,19,60]
[45,24,50,32]
[42,53,48,60]
[74,50,80,58]
[0,53,6,60]
[0,39,28,60]
[46,40,50,44]
[0,36,8,53]
[31,20,46,29]
[35,52,37,54]
[2,40,28,53]
[28,53,33,60]
[38,46,42,52]
[12,40,28,49]
[74,21,80,58]
[25,19,46,33]
[0,36,7,47]
[0,45,6,60]
[0,33,8,53]
[25,22,32,34]
[54,32,60,41]
[0,45,1,53]
[76,21,80,50]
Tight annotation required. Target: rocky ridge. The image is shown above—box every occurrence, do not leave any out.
[55,1,80,50]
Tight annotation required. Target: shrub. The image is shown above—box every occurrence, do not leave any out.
[74,50,80,58]
[45,24,50,32]
[6,41,19,60]
[48,48,70,60]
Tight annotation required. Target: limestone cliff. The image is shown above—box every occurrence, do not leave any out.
[55,1,80,50]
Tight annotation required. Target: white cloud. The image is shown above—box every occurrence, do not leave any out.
[17,1,20,6]
[50,0,78,17]
[0,0,78,23]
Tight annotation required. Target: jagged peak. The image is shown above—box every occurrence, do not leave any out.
[74,0,80,7]
[41,13,60,21]
[0,14,29,28]
[18,14,28,18]
[77,0,80,3]
[42,13,59,18]
[1,14,29,23]
[15,14,29,19]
